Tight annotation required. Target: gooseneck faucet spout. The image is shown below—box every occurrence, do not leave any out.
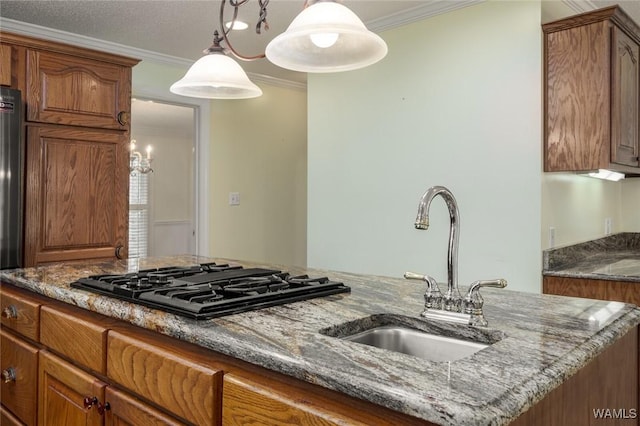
[415,186,461,311]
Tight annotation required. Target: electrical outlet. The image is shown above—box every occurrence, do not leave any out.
[604,217,612,236]
[229,192,240,206]
[548,226,555,248]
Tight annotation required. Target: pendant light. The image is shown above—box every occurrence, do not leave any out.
[170,0,388,100]
[170,31,262,99]
[265,0,388,73]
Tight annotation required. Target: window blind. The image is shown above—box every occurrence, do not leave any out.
[128,171,149,259]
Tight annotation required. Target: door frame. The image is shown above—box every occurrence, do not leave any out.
[132,88,210,257]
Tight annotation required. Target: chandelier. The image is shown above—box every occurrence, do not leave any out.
[130,140,154,175]
[170,0,388,99]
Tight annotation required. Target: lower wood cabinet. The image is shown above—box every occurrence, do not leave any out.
[38,350,106,426]
[1,405,23,426]
[543,276,640,306]
[107,329,221,426]
[1,329,38,426]
[104,386,186,426]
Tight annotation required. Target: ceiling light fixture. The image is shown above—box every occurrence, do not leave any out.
[170,0,388,100]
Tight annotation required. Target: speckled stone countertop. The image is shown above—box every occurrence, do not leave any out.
[2,255,640,425]
[543,233,640,282]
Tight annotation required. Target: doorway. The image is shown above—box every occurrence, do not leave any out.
[129,98,197,257]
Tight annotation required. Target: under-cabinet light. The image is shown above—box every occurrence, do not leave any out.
[581,169,625,182]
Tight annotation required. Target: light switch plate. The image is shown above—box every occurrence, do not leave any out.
[229,192,240,206]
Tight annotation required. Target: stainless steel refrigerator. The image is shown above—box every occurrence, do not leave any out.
[0,87,23,269]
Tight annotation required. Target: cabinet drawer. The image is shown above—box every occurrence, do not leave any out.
[26,49,132,129]
[0,284,41,341]
[1,329,38,426]
[40,304,109,374]
[105,387,187,426]
[107,330,221,426]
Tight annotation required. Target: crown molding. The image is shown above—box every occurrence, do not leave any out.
[0,17,306,91]
[367,0,485,32]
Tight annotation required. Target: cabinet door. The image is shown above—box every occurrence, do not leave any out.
[39,350,106,426]
[26,49,131,130]
[611,26,640,167]
[0,329,38,426]
[24,125,129,265]
[105,387,186,426]
[0,44,11,86]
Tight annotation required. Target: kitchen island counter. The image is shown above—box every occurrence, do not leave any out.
[2,255,639,425]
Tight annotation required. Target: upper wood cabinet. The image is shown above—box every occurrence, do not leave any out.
[544,6,640,173]
[0,44,12,87]
[24,125,130,265]
[0,31,139,267]
[26,49,132,130]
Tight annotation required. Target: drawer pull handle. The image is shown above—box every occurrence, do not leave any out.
[115,245,124,259]
[2,367,16,383]
[1,305,17,319]
[117,111,129,126]
[83,396,99,410]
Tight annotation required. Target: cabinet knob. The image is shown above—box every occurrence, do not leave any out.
[2,367,16,383]
[117,111,129,126]
[115,245,124,259]
[97,402,111,415]
[83,396,99,410]
[1,305,17,319]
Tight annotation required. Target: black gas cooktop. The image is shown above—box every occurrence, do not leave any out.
[70,263,350,319]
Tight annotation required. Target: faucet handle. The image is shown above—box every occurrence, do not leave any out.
[463,279,507,326]
[404,272,443,310]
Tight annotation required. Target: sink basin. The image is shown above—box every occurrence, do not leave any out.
[320,313,505,362]
[342,325,488,362]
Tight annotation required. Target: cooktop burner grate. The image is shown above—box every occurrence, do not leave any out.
[70,263,350,319]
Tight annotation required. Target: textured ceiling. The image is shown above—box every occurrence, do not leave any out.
[0,0,437,84]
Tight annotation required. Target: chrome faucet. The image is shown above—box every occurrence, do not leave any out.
[405,185,507,327]
[413,185,462,311]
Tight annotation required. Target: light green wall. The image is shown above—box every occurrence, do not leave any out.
[307,0,543,292]
[209,84,308,266]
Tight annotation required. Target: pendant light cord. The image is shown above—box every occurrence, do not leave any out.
[219,0,269,61]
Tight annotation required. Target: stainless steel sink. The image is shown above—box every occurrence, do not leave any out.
[342,325,489,362]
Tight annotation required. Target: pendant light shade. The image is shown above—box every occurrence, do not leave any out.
[265,1,388,73]
[170,53,262,99]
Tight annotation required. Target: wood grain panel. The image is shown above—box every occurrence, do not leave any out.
[0,405,23,426]
[0,43,11,86]
[222,372,434,426]
[40,304,110,374]
[24,125,129,266]
[105,387,186,426]
[611,26,640,167]
[26,49,132,130]
[39,350,106,426]
[0,283,42,341]
[107,330,221,426]
[543,276,640,306]
[0,329,38,426]
[512,328,638,425]
[545,21,611,171]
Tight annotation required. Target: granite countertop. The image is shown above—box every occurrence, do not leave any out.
[2,255,640,425]
[543,233,640,282]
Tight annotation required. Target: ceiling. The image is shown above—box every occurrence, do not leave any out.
[0,0,440,84]
[2,1,640,85]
